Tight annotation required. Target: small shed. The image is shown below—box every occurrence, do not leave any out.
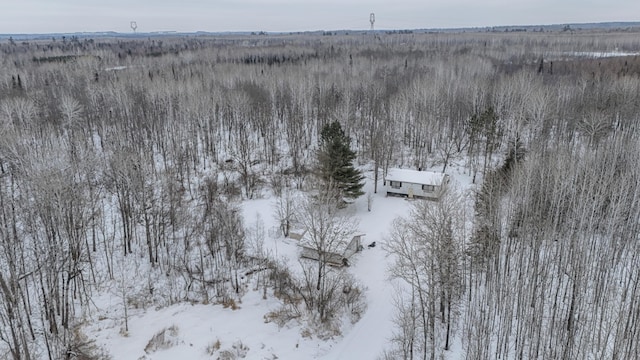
[287,228,307,241]
[299,233,365,267]
[384,168,450,200]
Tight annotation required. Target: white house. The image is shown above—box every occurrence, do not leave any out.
[299,233,365,267]
[384,168,450,200]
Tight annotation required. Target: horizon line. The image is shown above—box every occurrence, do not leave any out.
[2,20,640,38]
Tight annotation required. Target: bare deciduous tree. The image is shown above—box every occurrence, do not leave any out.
[387,184,465,358]
[295,190,358,322]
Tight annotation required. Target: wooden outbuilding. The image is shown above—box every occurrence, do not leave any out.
[299,233,365,267]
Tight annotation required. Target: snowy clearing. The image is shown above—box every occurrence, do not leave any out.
[85,164,473,359]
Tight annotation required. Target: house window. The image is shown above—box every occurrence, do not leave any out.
[422,184,436,192]
[390,181,402,189]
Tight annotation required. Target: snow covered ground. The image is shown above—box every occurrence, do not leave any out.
[86,164,474,359]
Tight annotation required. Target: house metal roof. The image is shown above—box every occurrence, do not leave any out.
[384,168,446,186]
[299,232,364,251]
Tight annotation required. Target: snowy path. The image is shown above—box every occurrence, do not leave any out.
[239,193,403,359]
[321,244,395,359]
[321,191,410,360]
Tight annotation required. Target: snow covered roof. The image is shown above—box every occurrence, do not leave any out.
[384,168,446,186]
[298,231,363,251]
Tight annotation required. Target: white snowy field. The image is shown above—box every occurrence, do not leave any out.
[84,164,474,359]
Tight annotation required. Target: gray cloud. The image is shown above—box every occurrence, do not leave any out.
[1,0,639,33]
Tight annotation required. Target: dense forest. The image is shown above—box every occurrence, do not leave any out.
[1,30,640,359]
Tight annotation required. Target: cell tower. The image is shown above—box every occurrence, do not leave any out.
[130,21,138,33]
[370,13,375,31]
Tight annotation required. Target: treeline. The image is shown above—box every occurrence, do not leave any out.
[1,31,640,358]
[458,134,640,359]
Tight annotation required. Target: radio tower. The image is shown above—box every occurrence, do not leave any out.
[370,13,375,31]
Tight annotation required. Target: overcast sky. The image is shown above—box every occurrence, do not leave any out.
[2,0,639,34]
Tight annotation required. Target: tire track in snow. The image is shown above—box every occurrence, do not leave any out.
[321,241,395,359]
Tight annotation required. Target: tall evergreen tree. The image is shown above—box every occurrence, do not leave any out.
[317,121,364,200]
[501,135,526,176]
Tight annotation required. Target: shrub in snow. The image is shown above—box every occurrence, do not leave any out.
[264,259,366,337]
[217,340,249,359]
[65,327,110,360]
[144,325,180,354]
[222,296,241,310]
[264,307,301,327]
[205,338,222,355]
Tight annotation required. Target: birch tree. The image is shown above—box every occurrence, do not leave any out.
[387,184,465,359]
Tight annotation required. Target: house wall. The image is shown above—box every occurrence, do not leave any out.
[288,229,306,241]
[344,235,363,258]
[385,181,443,199]
[300,247,347,266]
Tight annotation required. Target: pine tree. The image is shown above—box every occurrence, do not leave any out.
[317,121,364,201]
[501,135,526,176]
